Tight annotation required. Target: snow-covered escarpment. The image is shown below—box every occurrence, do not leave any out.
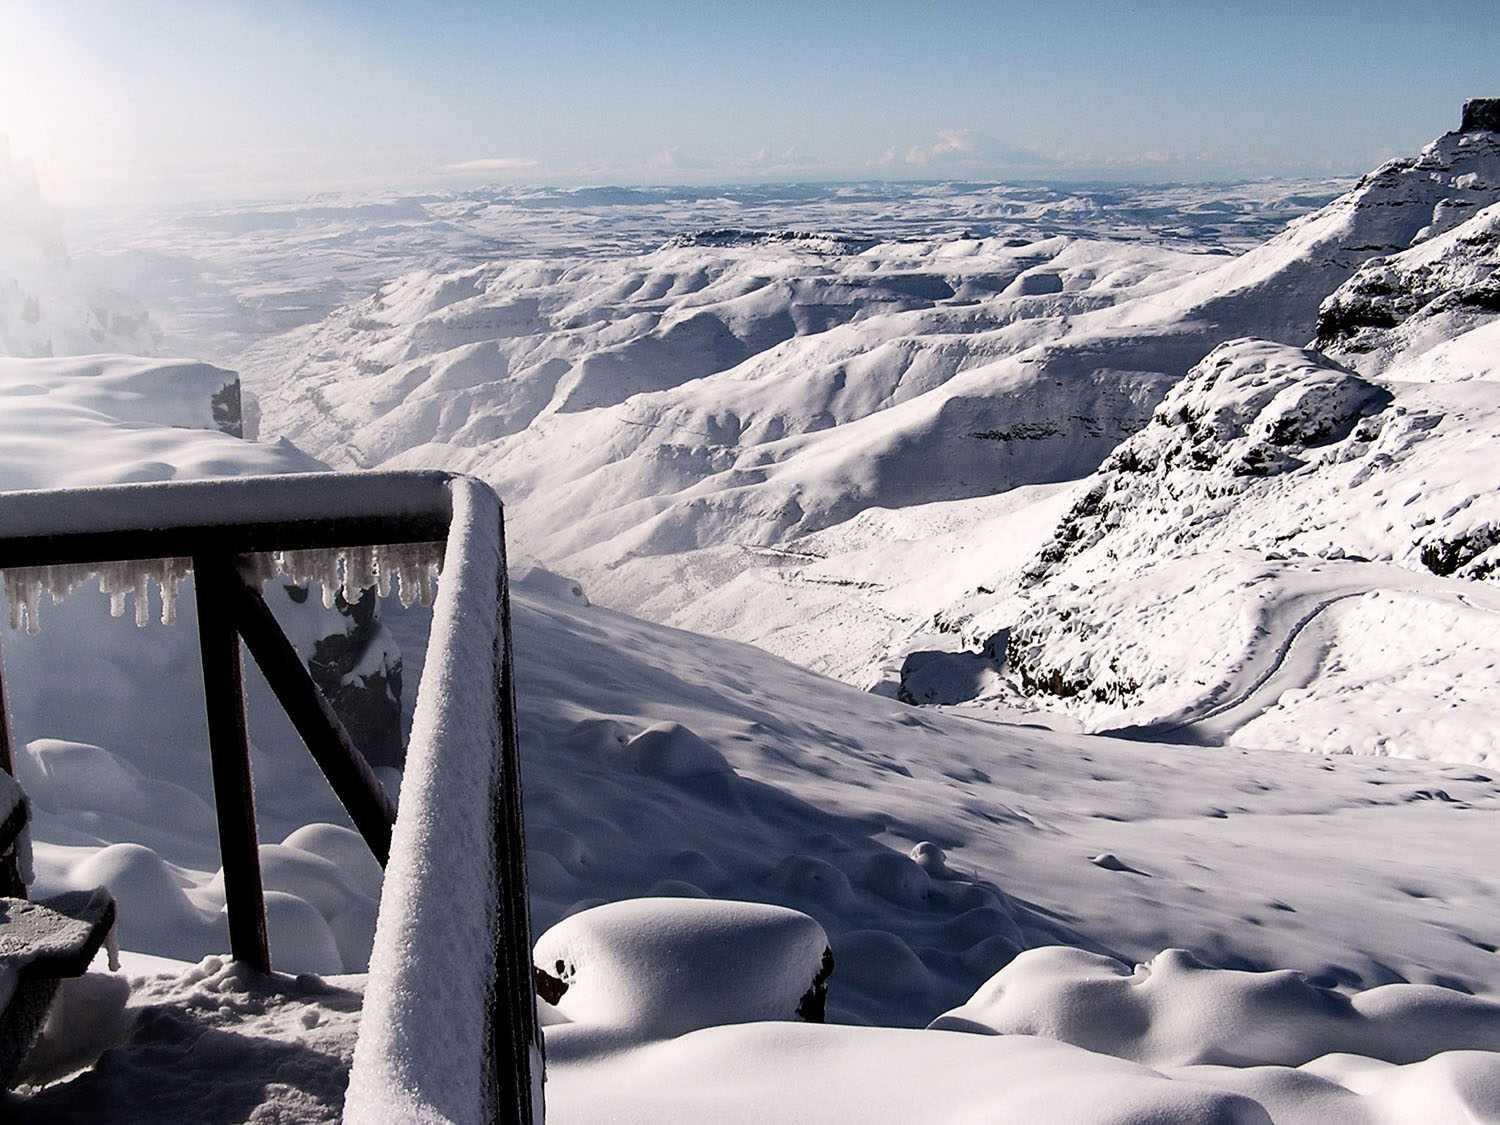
[221,115,1500,700]
[980,335,1500,759]
[1317,199,1500,380]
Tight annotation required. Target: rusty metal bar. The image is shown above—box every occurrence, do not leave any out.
[230,569,397,866]
[194,553,270,974]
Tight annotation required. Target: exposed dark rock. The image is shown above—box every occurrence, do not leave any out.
[534,959,571,1006]
[1419,525,1500,578]
[1461,99,1500,134]
[795,946,835,1023]
[211,380,244,438]
[1315,297,1401,349]
[298,584,404,770]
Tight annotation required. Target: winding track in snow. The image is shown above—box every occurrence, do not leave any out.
[1100,568,1475,747]
[1110,591,1368,750]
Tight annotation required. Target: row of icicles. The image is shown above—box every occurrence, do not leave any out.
[2,542,446,635]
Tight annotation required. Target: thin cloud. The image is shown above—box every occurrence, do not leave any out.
[879,130,1061,173]
[437,156,540,174]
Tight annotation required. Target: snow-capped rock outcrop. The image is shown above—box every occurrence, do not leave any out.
[989,335,1500,760]
[1164,109,1500,346]
[1316,200,1500,377]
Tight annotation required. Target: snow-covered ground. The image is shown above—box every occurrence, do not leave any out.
[6,113,1500,1121]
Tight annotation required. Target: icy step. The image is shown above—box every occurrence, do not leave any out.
[0,888,117,1088]
[0,890,117,980]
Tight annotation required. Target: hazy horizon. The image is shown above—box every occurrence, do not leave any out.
[1,1,1494,208]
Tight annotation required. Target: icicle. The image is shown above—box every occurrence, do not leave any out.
[5,571,22,633]
[158,557,190,627]
[98,562,130,619]
[14,808,33,886]
[133,569,151,627]
[5,540,443,635]
[347,545,377,598]
[105,912,121,972]
[272,541,443,610]
[23,579,41,636]
[4,558,191,633]
[375,545,395,599]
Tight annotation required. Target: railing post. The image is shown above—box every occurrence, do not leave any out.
[193,553,270,973]
[492,510,543,1124]
[0,633,28,898]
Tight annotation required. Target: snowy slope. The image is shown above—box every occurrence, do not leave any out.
[945,168,1500,757]
[217,181,1363,619]
[12,576,1500,1119]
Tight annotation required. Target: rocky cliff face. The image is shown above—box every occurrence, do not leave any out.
[282,583,405,771]
[1461,98,1500,134]
[1315,201,1500,375]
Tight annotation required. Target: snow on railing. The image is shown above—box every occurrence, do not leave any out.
[0,472,540,1125]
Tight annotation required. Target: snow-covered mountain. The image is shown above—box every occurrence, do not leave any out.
[0,137,160,359]
[150,111,1496,772]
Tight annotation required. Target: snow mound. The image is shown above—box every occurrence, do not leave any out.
[513,567,589,605]
[0,354,320,492]
[534,898,829,1045]
[930,945,1500,1068]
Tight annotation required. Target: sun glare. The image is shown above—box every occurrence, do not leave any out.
[0,6,135,206]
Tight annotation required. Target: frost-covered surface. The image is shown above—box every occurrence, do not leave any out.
[344,476,516,1125]
[7,959,363,1123]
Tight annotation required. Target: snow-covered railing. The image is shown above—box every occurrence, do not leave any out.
[0,471,540,1125]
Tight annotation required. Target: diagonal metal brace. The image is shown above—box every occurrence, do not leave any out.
[227,565,398,867]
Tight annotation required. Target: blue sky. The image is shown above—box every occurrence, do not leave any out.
[1,0,1494,205]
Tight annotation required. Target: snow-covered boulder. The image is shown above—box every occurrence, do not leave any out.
[534,898,832,1042]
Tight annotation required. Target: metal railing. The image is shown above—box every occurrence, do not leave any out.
[0,470,541,1124]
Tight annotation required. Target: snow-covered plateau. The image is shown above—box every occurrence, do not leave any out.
[6,108,1500,1122]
